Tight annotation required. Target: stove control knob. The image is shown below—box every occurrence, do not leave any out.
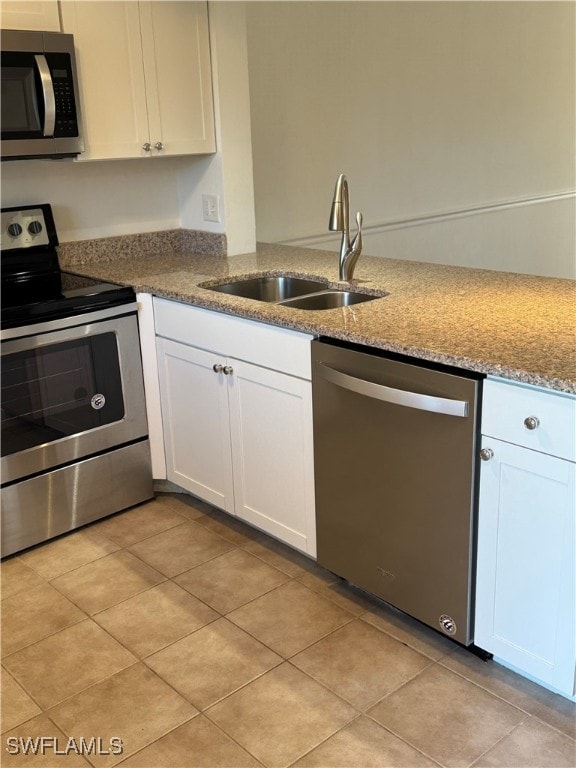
[7,223,22,237]
[28,220,43,235]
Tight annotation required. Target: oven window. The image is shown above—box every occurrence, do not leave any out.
[1,332,125,457]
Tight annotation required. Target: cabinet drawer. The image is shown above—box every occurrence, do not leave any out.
[153,298,313,379]
[482,378,576,461]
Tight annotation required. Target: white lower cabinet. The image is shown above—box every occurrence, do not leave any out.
[475,378,576,697]
[155,299,316,557]
[157,338,234,511]
[228,357,315,552]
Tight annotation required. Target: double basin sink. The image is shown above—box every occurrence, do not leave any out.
[203,275,385,311]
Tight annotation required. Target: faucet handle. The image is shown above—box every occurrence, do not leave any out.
[351,211,363,253]
[342,211,363,282]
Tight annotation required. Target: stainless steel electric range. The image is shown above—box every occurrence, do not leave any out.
[1,204,153,557]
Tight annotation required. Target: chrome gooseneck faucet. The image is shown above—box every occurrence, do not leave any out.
[328,173,363,281]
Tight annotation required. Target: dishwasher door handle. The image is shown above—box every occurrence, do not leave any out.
[317,363,469,417]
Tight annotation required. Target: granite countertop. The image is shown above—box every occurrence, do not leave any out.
[59,237,576,394]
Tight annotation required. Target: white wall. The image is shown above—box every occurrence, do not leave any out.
[289,194,575,278]
[1,155,192,242]
[178,1,256,255]
[246,1,576,277]
[3,1,573,272]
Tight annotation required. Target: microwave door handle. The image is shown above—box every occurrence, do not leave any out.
[317,362,469,417]
[34,55,56,136]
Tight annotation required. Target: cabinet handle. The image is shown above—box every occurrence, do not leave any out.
[212,363,223,373]
[480,448,494,461]
[154,142,164,151]
[142,143,152,152]
[524,416,540,430]
[223,366,234,375]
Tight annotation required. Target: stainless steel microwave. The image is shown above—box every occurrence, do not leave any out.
[1,29,84,160]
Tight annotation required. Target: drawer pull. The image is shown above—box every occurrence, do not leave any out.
[223,366,234,375]
[212,363,223,373]
[480,448,494,461]
[523,416,540,431]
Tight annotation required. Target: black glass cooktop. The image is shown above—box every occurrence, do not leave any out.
[1,273,136,329]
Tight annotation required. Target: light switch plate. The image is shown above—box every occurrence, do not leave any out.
[202,193,220,223]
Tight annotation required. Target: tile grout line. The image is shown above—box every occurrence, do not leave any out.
[44,663,197,768]
[2,623,141,717]
[111,713,267,768]
[282,712,366,768]
[14,527,125,580]
[0,665,46,733]
[435,656,576,743]
[359,710,448,768]
[1,588,88,661]
[467,718,532,768]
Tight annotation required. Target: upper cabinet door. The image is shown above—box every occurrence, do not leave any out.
[139,2,216,156]
[1,1,61,31]
[60,1,215,160]
[60,1,150,160]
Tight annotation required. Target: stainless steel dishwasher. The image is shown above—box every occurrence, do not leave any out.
[312,338,483,645]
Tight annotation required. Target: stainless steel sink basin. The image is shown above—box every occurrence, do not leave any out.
[206,275,328,302]
[203,274,385,311]
[281,290,379,310]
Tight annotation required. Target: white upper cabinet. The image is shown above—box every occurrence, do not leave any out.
[60,2,147,160]
[139,2,215,157]
[60,1,215,160]
[1,1,61,31]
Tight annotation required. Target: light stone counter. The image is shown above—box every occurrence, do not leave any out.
[58,234,576,394]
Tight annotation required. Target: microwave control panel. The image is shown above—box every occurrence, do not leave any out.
[48,53,80,138]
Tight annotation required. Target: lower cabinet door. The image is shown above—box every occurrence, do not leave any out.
[227,359,316,556]
[475,436,575,696]
[157,338,316,556]
[156,337,234,512]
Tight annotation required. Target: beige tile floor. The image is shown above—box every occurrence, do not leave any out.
[1,493,575,768]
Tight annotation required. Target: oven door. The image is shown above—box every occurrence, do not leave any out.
[1,311,148,485]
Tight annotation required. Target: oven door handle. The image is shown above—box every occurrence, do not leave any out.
[316,362,469,417]
[34,54,56,137]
